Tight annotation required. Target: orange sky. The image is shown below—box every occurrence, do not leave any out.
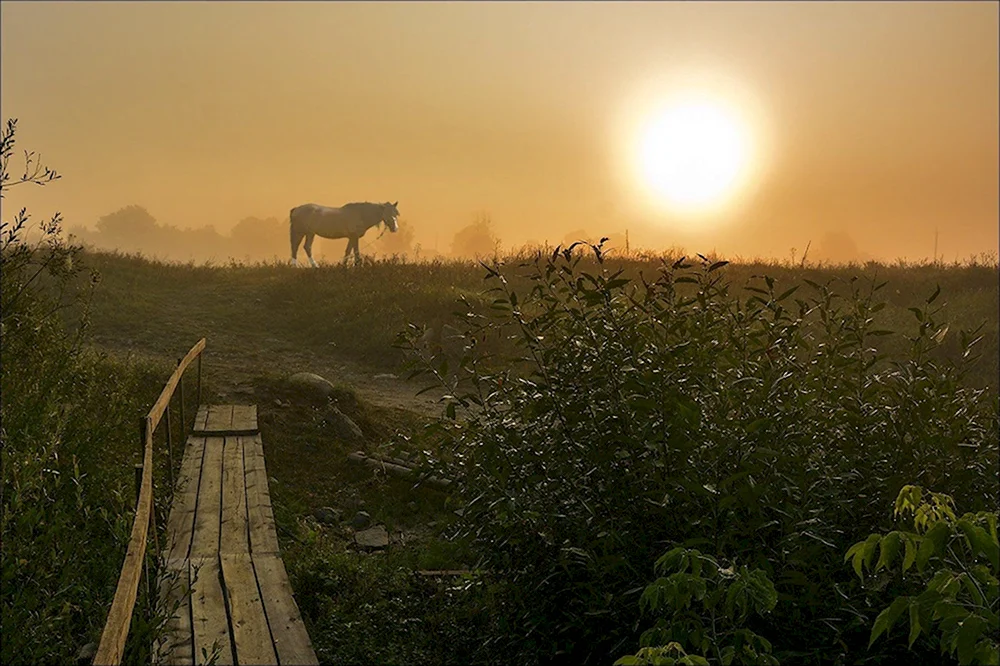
[2,1,997,261]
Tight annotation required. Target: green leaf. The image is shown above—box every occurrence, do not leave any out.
[960,573,985,608]
[776,285,799,301]
[869,597,909,647]
[845,541,866,580]
[916,522,951,573]
[908,598,923,648]
[877,532,903,571]
[958,520,1000,572]
[903,535,918,573]
[956,616,987,665]
[862,534,882,571]
[926,284,941,304]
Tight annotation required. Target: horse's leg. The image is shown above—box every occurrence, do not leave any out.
[342,238,354,265]
[352,236,362,266]
[303,233,318,268]
[290,223,305,266]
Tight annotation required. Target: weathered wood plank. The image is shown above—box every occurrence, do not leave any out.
[253,554,319,666]
[230,405,258,433]
[165,438,206,561]
[189,438,224,558]
[94,419,155,666]
[219,437,248,554]
[220,554,277,666]
[189,557,233,666]
[203,405,235,433]
[244,435,281,555]
[154,558,193,665]
[194,405,209,433]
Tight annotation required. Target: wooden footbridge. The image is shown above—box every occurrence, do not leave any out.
[94,340,318,666]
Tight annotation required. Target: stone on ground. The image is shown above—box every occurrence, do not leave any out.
[355,525,389,549]
[287,372,336,398]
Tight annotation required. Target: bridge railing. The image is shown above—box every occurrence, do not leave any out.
[93,338,207,666]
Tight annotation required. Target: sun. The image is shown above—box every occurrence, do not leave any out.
[636,97,751,215]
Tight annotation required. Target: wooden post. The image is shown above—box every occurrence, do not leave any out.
[165,403,175,491]
[134,463,143,509]
[197,354,203,407]
[178,358,186,436]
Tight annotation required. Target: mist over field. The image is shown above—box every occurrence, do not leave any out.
[2,2,998,264]
[3,3,999,666]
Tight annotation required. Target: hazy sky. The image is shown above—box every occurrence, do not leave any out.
[2,1,997,261]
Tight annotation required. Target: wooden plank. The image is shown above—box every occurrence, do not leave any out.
[94,418,154,666]
[203,405,235,433]
[244,435,280,555]
[189,557,234,666]
[189,437,224,558]
[148,339,206,432]
[165,438,207,561]
[154,558,193,665]
[220,554,277,666]
[253,554,319,666]
[194,405,209,432]
[193,405,257,435]
[230,405,258,433]
[219,437,248,554]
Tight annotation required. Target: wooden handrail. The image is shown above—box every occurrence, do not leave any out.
[147,337,206,433]
[93,338,206,666]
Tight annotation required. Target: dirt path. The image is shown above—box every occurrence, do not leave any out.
[90,339,447,416]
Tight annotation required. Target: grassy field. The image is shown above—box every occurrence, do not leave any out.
[74,249,999,396]
[8,242,998,665]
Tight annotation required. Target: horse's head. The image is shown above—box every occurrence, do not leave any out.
[381,201,399,232]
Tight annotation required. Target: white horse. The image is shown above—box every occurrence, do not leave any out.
[290,201,399,267]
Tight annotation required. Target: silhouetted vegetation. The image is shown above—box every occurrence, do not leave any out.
[1,120,184,664]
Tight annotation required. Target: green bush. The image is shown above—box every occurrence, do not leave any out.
[1,119,169,664]
[401,242,999,664]
[847,485,999,665]
[618,547,778,666]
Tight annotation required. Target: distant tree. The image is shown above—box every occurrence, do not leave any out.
[814,230,866,265]
[93,205,161,252]
[451,213,500,259]
[229,216,284,260]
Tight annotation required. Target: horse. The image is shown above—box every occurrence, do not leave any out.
[289,201,399,267]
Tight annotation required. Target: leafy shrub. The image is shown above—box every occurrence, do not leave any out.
[847,485,999,665]
[618,547,778,666]
[400,242,999,664]
[1,118,169,663]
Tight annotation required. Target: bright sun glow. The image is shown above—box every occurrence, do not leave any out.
[637,98,751,215]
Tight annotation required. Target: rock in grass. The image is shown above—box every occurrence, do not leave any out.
[328,405,363,440]
[351,510,372,529]
[355,525,389,549]
[313,506,342,524]
[287,372,336,398]
[77,642,97,665]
